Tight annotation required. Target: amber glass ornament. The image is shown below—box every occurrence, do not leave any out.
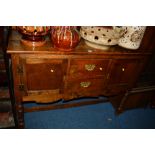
[51,26,81,51]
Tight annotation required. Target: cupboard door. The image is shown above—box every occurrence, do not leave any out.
[106,59,144,95]
[20,58,67,93]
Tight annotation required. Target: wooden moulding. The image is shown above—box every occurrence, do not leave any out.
[24,98,108,113]
[22,93,62,103]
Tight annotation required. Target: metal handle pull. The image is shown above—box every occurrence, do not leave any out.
[85,64,96,71]
[80,81,91,88]
[99,67,103,71]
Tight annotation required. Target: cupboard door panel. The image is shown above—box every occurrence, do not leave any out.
[108,59,143,85]
[106,59,144,95]
[21,58,66,91]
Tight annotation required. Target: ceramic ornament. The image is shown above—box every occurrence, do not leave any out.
[80,26,123,50]
[118,26,146,50]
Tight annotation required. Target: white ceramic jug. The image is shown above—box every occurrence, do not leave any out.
[118,26,146,50]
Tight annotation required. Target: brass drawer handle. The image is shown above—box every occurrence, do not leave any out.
[85,64,96,71]
[80,81,91,88]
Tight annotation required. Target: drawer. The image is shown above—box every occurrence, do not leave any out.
[69,59,109,78]
[66,78,106,97]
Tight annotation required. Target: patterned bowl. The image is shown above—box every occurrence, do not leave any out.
[80,26,123,50]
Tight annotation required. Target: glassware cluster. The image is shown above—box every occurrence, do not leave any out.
[17,26,146,50]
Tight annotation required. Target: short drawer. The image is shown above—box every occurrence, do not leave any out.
[66,78,106,97]
[69,59,109,78]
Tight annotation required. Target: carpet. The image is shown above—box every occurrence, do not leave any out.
[24,100,155,129]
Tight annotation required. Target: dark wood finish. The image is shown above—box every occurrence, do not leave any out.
[0,88,10,99]
[7,28,154,128]
[0,28,8,87]
[0,27,10,102]
[105,59,146,96]
[110,86,155,113]
[138,26,155,51]
[0,26,15,128]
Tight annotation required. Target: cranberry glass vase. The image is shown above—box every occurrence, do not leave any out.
[51,26,81,51]
[18,26,50,46]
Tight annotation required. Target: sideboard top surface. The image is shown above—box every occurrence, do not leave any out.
[7,30,152,56]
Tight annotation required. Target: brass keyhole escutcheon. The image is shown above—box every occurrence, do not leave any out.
[85,64,96,71]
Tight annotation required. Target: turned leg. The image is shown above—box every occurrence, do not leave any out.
[15,102,24,128]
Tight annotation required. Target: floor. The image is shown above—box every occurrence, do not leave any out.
[0,100,15,128]
[24,99,155,129]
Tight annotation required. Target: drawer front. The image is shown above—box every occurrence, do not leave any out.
[66,78,105,97]
[21,58,67,92]
[69,59,109,78]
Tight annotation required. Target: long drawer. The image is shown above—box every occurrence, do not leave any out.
[66,78,106,98]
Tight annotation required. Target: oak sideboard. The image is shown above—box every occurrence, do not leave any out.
[7,28,154,128]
